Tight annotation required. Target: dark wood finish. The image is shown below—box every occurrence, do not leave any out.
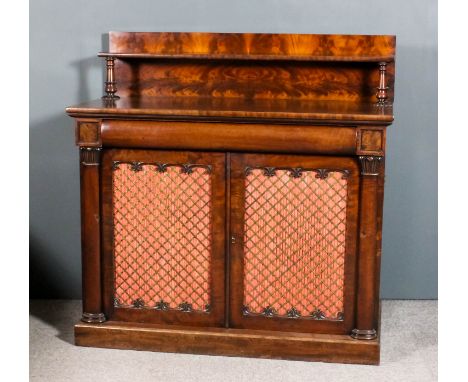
[66,98,393,124]
[102,57,119,100]
[79,145,105,323]
[356,126,386,156]
[224,152,232,328]
[75,321,380,365]
[75,119,101,147]
[99,51,393,62]
[66,32,395,364]
[374,163,386,330]
[229,154,359,334]
[101,33,395,104]
[376,62,388,105]
[107,32,395,60]
[100,120,358,155]
[111,61,394,103]
[351,156,383,340]
[101,150,226,327]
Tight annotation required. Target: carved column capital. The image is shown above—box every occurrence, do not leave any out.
[80,147,102,166]
[358,156,383,176]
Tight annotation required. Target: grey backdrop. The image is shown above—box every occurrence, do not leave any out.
[30,0,437,299]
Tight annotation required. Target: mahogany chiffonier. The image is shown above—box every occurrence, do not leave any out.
[66,32,395,365]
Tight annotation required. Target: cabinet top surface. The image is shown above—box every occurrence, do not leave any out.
[66,97,393,124]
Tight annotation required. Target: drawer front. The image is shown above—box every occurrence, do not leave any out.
[229,153,359,334]
[101,120,357,155]
[101,149,226,326]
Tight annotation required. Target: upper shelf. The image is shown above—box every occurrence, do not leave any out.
[98,52,394,63]
[103,32,396,63]
[79,32,396,108]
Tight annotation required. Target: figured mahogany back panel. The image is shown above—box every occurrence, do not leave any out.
[112,60,393,102]
[108,32,395,103]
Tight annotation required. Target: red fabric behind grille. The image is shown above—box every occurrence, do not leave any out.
[243,169,347,319]
[112,163,212,311]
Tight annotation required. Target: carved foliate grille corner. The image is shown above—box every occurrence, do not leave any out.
[358,156,383,176]
[315,168,350,180]
[245,167,349,181]
[130,162,144,172]
[242,305,344,321]
[310,308,326,320]
[132,298,145,308]
[179,302,193,312]
[155,300,170,311]
[286,307,301,318]
[262,306,277,317]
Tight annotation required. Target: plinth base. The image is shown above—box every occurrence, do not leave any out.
[75,320,380,365]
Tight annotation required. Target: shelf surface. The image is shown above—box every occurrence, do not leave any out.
[105,32,395,63]
[98,52,394,63]
[66,97,394,124]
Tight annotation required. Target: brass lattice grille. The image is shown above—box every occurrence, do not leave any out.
[112,162,212,313]
[243,167,348,320]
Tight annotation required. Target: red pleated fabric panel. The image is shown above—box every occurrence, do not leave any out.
[112,163,212,311]
[243,169,347,319]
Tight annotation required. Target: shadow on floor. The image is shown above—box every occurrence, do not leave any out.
[30,300,81,346]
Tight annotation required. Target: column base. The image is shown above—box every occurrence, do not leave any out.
[81,312,106,323]
[351,328,377,340]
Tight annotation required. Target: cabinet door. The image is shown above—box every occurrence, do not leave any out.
[229,154,359,334]
[101,149,225,327]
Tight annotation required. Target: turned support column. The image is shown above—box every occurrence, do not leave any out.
[376,62,388,105]
[79,146,105,323]
[102,56,119,100]
[351,156,383,340]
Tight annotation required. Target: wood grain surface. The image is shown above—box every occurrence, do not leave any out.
[66,97,393,124]
[75,320,380,365]
[108,32,395,60]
